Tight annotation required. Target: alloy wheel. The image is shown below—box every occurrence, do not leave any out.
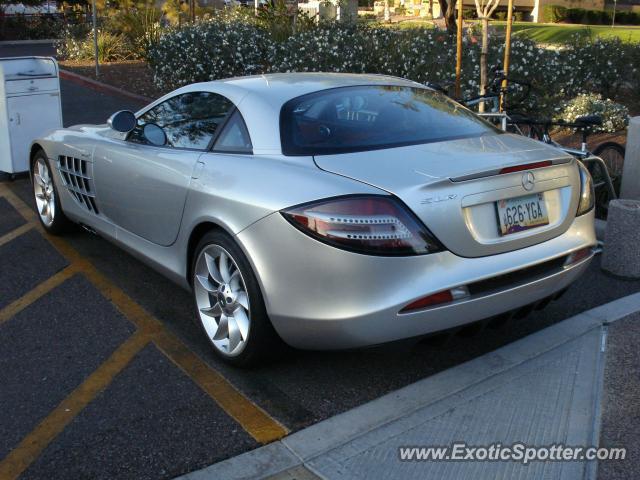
[193,245,251,356]
[33,158,56,227]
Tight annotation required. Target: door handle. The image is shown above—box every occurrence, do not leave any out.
[191,161,205,180]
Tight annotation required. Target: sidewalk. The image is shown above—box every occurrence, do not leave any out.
[179,291,640,480]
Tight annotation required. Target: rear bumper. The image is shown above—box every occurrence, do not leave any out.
[237,211,596,350]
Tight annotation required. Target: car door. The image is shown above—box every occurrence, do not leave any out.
[93,91,235,246]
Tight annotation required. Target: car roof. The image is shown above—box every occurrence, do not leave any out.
[176,73,425,113]
[216,72,422,103]
[142,73,427,155]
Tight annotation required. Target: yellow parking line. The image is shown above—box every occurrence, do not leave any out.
[0,265,79,325]
[0,183,288,443]
[154,330,288,444]
[0,331,150,480]
[0,223,34,248]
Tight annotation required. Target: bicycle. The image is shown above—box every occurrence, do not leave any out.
[461,69,532,133]
[462,69,625,184]
[507,115,621,217]
[460,70,623,217]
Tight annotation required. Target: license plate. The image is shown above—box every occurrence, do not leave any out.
[496,193,549,236]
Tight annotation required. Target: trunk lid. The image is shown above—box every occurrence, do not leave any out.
[313,133,580,257]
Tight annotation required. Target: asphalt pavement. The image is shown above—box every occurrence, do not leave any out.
[1,43,639,479]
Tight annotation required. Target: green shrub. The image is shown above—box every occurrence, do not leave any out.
[56,30,133,62]
[462,8,476,19]
[495,11,507,21]
[543,5,567,23]
[513,11,525,21]
[565,8,585,23]
[584,9,602,25]
[615,11,640,25]
[600,10,613,24]
[615,11,628,24]
[105,3,163,60]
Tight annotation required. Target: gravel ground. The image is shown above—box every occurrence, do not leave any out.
[598,313,640,480]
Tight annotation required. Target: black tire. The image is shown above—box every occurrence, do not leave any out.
[593,141,625,191]
[31,150,74,235]
[591,142,625,218]
[190,230,284,367]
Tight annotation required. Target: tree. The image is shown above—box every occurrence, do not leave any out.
[473,0,500,111]
[384,0,390,21]
[438,0,457,33]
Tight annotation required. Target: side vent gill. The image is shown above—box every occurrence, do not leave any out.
[57,156,99,214]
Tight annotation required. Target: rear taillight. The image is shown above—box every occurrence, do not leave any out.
[281,195,443,256]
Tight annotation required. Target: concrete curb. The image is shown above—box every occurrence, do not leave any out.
[177,291,640,480]
[59,69,153,104]
[0,39,57,45]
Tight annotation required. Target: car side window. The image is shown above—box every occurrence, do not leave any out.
[128,92,234,150]
[213,110,253,154]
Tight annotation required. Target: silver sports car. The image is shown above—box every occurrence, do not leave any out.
[30,73,597,365]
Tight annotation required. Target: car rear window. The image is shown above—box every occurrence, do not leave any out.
[280,85,499,156]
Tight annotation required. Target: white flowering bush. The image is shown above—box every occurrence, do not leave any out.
[560,94,629,133]
[147,11,271,90]
[147,17,640,118]
[270,25,463,89]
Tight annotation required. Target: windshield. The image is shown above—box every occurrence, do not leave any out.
[280,85,499,156]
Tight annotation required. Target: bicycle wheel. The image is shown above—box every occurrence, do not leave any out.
[593,142,625,191]
[588,161,610,219]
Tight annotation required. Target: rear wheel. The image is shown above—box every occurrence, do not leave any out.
[31,150,73,234]
[191,231,283,366]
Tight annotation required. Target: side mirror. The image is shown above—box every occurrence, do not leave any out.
[143,123,167,146]
[107,110,136,133]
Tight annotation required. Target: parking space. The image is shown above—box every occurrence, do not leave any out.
[0,184,285,480]
[21,343,259,480]
[1,52,640,479]
[1,275,135,462]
